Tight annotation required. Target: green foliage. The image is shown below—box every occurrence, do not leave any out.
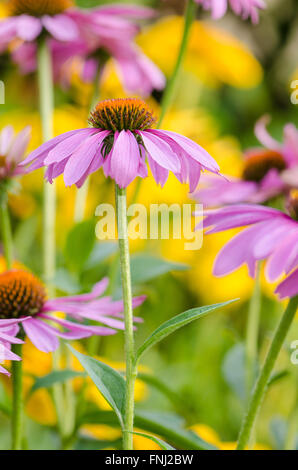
[64,219,96,273]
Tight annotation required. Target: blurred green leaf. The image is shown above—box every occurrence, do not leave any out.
[84,241,118,270]
[52,268,82,294]
[222,343,247,402]
[0,382,11,416]
[29,370,86,396]
[131,431,175,450]
[135,300,237,364]
[68,346,126,428]
[64,219,96,273]
[14,215,38,264]
[117,254,188,287]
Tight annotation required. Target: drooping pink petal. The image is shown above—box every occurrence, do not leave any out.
[44,128,97,165]
[7,126,31,164]
[109,130,140,188]
[16,15,42,41]
[22,318,59,353]
[0,125,14,155]
[42,14,79,41]
[139,131,181,173]
[275,269,298,299]
[266,230,298,281]
[254,116,281,151]
[63,130,110,186]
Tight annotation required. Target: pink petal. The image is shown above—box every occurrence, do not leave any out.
[254,115,281,151]
[0,125,14,154]
[42,14,79,41]
[139,131,181,173]
[109,130,140,188]
[44,129,97,165]
[16,15,42,41]
[22,318,59,353]
[275,269,298,299]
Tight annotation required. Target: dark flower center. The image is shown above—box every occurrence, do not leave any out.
[0,270,47,319]
[9,0,73,17]
[242,149,286,183]
[89,98,156,132]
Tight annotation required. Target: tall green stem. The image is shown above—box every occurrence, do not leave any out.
[11,343,23,450]
[237,296,298,450]
[37,37,56,291]
[245,263,261,398]
[115,185,135,450]
[0,199,22,450]
[0,201,13,269]
[157,0,197,127]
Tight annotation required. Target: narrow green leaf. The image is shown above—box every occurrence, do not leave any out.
[68,346,126,428]
[29,370,86,395]
[84,242,118,270]
[135,299,237,363]
[64,219,96,272]
[131,431,175,450]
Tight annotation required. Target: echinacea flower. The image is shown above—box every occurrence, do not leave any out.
[5,2,164,96]
[20,98,220,190]
[195,0,266,23]
[194,117,298,207]
[0,0,79,47]
[0,318,23,375]
[199,203,298,299]
[0,269,145,354]
[0,125,31,183]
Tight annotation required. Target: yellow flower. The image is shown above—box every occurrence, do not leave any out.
[191,423,270,450]
[137,16,263,89]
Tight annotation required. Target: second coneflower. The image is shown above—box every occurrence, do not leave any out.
[20,98,220,191]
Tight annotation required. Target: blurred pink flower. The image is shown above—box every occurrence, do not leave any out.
[195,0,266,23]
[194,117,298,207]
[0,125,31,182]
[198,204,298,299]
[5,4,164,96]
[0,270,145,355]
[0,319,23,376]
[20,98,220,190]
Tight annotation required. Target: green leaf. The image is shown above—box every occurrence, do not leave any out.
[117,255,188,287]
[81,410,217,450]
[268,370,290,387]
[0,382,11,416]
[135,300,237,364]
[14,216,38,264]
[222,343,247,402]
[29,370,86,396]
[52,268,82,294]
[68,346,126,428]
[131,431,175,450]
[64,219,96,273]
[84,242,118,270]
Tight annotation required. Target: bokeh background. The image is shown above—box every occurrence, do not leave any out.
[0,0,297,450]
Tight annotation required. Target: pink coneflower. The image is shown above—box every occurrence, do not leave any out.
[5,3,164,96]
[20,98,220,190]
[0,270,145,354]
[0,125,31,182]
[0,319,23,376]
[0,0,79,46]
[199,203,298,299]
[195,0,266,23]
[194,117,298,207]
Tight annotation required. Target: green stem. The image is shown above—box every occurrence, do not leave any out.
[115,185,136,450]
[37,37,56,292]
[157,0,197,128]
[245,263,261,398]
[0,201,13,269]
[237,296,298,450]
[11,343,23,450]
[284,396,298,450]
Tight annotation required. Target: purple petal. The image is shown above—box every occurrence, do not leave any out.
[266,230,298,281]
[16,15,42,41]
[44,129,97,165]
[42,14,79,41]
[254,115,281,151]
[275,269,298,299]
[7,126,31,163]
[0,125,14,154]
[63,130,110,186]
[22,318,59,353]
[139,131,181,173]
[109,130,140,188]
